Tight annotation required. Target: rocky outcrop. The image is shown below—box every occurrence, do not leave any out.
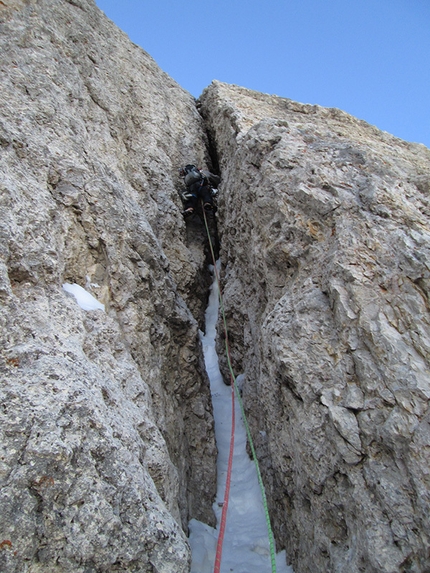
[0,1,217,572]
[2,0,430,571]
[200,81,430,573]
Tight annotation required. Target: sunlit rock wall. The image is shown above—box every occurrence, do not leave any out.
[0,1,217,572]
[200,81,430,573]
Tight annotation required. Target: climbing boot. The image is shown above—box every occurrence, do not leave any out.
[182,207,194,218]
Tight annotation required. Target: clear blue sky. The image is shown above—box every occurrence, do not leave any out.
[95,0,429,148]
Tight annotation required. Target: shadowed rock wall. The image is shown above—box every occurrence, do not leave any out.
[0,1,217,572]
[200,81,430,573]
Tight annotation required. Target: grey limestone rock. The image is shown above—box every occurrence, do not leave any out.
[0,1,217,572]
[2,0,430,571]
[200,81,430,573]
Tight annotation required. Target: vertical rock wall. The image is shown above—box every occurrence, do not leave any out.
[2,1,430,571]
[200,81,430,573]
[0,1,217,572]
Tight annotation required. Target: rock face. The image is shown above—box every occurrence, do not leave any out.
[2,0,430,571]
[200,82,430,573]
[0,1,217,572]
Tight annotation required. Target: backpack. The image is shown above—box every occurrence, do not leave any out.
[183,165,203,187]
[201,170,220,188]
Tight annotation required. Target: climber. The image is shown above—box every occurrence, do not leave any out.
[179,164,220,218]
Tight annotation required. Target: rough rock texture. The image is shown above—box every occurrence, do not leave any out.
[200,81,430,573]
[3,0,430,571]
[0,1,217,572]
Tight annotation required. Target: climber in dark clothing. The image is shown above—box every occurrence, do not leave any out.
[179,164,220,218]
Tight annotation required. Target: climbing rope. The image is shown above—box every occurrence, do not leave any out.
[201,203,277,573]
[213,360,235,573]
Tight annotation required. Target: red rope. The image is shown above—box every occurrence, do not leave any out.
[213,379,235,573]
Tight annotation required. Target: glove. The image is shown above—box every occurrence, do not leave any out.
[181,191,193,201]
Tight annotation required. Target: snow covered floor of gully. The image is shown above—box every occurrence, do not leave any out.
[188,263,293,573]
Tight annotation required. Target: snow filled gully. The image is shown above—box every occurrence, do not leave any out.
[188,262,293,573]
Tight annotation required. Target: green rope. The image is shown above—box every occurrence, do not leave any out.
[202,206,277,573]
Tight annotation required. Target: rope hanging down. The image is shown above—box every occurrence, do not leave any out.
[201,204,277,573]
